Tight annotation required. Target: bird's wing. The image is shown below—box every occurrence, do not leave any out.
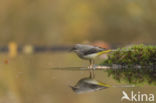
[83,47,104,55]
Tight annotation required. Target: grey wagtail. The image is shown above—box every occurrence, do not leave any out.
[70,44,111,77]
[70,76,134,94]
[70,76,111,94]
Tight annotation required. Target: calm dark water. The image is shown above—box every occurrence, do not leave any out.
[0,53,155,103]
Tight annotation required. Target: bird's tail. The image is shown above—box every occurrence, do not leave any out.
[112,85,135,88]
[97,82,112,87]
[97,50,112,56]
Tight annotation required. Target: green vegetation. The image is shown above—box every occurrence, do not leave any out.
[102,44,156,66]
[101,44,156,85]
[106,68,156,85]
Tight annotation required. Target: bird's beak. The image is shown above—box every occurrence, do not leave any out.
[69,85,73,88]
[69,85,77,91]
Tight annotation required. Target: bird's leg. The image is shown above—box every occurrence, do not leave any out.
[89,70,92,78]
[91,59,95,78]
[92,59,95,68]
[88,59,92,68]
[89,59,93,78]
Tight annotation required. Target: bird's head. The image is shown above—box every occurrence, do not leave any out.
[69,85,80,93]
[69,44,81,52]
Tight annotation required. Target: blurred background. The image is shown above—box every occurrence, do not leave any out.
[0,0,156,103]
[0,0,156,45]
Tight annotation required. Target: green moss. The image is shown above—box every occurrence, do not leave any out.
[102,44,156,66]
[106,68,156,85]
[101,44,156,85]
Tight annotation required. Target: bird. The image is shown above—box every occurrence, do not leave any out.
[70,76,135,94]
[70,44,111,77]
[70,76,111,94]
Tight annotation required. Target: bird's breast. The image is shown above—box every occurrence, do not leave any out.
[83,53,99,59]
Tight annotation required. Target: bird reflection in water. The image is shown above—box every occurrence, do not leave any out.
[70,74,111,94]
[70,73,135,94]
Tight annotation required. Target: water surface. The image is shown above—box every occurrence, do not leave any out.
[0,52,155,103]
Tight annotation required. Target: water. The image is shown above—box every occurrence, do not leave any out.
[0,53,155,103]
